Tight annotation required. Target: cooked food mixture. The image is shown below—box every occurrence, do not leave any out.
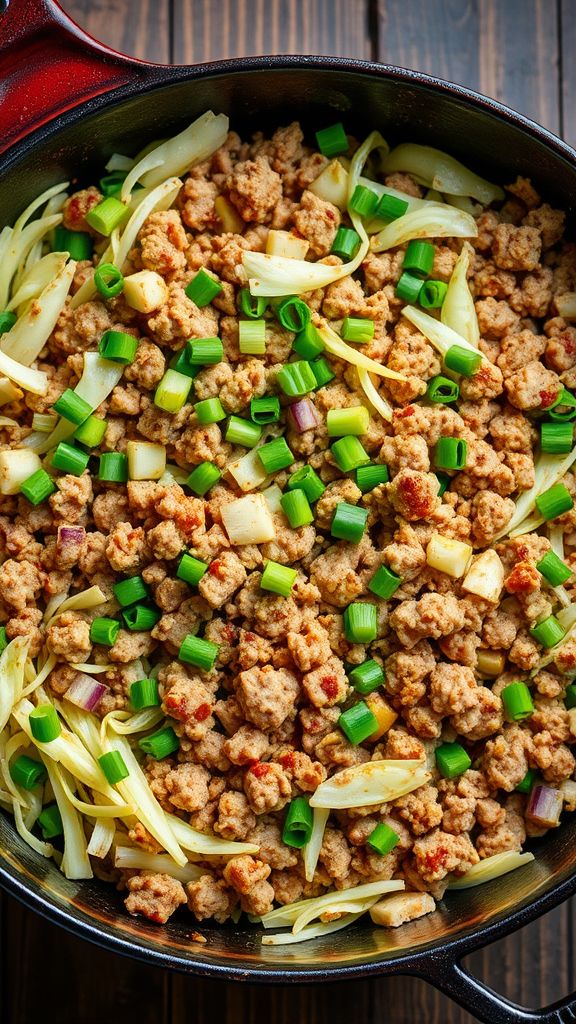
[1,111,576,943]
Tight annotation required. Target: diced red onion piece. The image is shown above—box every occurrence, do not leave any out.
[65,673,109,712]
[57,525,86,550]
[288,398,319,433]
[526,784,563,828]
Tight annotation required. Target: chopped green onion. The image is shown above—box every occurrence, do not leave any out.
[375,193,409,221]
[331,501,368,543]
[403,239,435,277]
[331,226,361,261]
[32,413,58,433]
[367,822,399,856]
[185,268,222,307]
[310,357,335,389]
[341,317,375,344]
[99,452,128,483]
[169,348,200,379]
[139,726,180,759]
[85,196,127,235]
[177,553,208,587]
[293,323,325,360]
[154,369,193,413]
[179,633,219,671]
[29,705,61,743]
[331,436,370,472]
[10,754,47,790]
[98,750,129,784]
[73,415,107,448]
[535,482,574,521]
[549,388,576,421]
[280,488,314,528]
[565,684,576,709]
[0,311,17,334]
[187,462,221,496]
[349,184,379,218]
[501,681,534,722]
[436,472,451,496]
[38,802,63,839]
[435,436,468,471]
[0,627,8,655]
[99,171,126,197]
[53,226,93,260]
[355,463,389,492]
[52,389,92,426]
[315,122,348,158]
[225,416,262,448]
[516,768,538,794]
[261,560,298,597]
[326,406,370,437]
[130,678,160,710]
[541,421,574,454]
[258,437,295,474]
[435,741,471,779]
[536,550,572,586]
[368,565,402,600]
[339,702,378,745]
[395,271,424,303]
[343,602,377,643]
[113,575,149,608]
[277,360,317,397]
[238,288,268,319]
[94,263,124,299]
[98,329,138,365]
[194,397,226,424]
[20,469,56,506]
[188,337,223,365]
[239,320,266,355]
[444,344,482,377]
[349,659,385,695]
[250,396,281,424]
[419,280,448,309]
[287,465,326,503]
[530,614,566,647]
[90,617,120,647]
[427,375,460,404]
[275,296,311,333]
[122,604,160,632]
[282,796,313,848]
[51,442,90,476]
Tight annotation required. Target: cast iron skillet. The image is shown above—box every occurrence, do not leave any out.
[1,2,576,1020]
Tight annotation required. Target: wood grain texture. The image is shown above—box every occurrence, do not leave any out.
[376,0,561,133]
[173,0,373,63]
[4,2,576,1023]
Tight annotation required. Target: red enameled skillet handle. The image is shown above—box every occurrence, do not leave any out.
[417,952,576,1024]
[0,0,160,158]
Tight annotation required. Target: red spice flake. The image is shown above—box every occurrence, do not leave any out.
[561,333,576,355]
[279,751,296,771]
[561,651,576,667]
[540,388,559,408]
[250,761,270,778]
[208,559,225,578]
[325,209,336,221]
[394,405,415,420]
[222,624,236,643]
[193,702,211,722]
[505,560,540,594]
[423,845,449,874]
[164,693,188,719]
[320,674,339,699]
[398,474,433,519]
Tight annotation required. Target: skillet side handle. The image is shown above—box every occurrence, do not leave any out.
[415,952,576,1024]
[0,0,162,157]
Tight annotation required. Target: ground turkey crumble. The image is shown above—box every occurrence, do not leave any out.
[4,117,576,934]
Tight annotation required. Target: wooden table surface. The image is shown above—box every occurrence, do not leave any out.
[2,1,576,1021]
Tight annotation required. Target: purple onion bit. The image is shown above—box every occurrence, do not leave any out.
[65,673,109,712]
[57,525,86,552]
[288,398,320,434]
[526,784,563,828]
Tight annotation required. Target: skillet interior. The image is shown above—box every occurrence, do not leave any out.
[1,59,576,979]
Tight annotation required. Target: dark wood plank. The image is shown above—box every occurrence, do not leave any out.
[1,895,170,1024]
[59,0,171,63]
[560,0,576,147]
[173,0,372,64]
[376,0,560,133]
